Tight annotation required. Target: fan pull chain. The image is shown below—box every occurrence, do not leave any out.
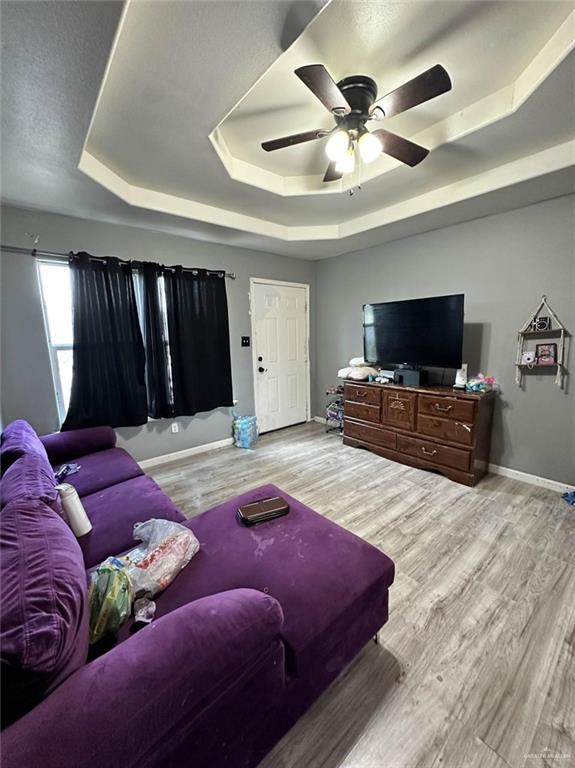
[349,146,362,196]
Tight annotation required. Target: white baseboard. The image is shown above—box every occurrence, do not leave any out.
[139,437,233,470]
[488,463,574,494]
[137,428,573,495]
[316,416,571,493]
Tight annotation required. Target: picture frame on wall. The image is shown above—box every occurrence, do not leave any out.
[536,343,557,366]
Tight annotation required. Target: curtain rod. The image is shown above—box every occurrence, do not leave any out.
[0,244,237,279]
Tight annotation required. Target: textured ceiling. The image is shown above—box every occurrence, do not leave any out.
[218,0,572,178]
[2,0,574,259]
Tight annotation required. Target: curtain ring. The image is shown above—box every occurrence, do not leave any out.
[192,269,198,276]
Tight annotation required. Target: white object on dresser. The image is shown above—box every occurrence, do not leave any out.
[454,363,468,389]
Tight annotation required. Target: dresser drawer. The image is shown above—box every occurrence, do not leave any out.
[397,434,470,472]
[345,401,380,423]
[344,420,397,450]
[418,394,475,422]
[344,383,381,405]
[382,390,417,431]
[417,414,474,446]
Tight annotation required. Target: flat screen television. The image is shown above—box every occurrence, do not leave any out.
[363,293,464,368]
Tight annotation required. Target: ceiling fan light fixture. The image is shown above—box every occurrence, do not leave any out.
[358,131,382,163]
[263,63,451,185]
[325,129,350,161]
[335,147,355,174]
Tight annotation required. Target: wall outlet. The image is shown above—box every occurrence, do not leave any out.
[171,422,180,434]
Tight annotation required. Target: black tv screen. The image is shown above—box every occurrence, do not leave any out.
[363,294,464,368]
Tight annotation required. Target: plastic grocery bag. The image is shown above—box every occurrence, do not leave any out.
[88,558,134,644]
[88,520,199,642]
[119,519,200,598]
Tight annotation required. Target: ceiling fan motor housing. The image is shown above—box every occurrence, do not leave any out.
[336,75,378,129]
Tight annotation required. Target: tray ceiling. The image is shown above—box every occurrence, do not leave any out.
[213,0,573,188]
[2,0,574,259]
[81,0,575,245]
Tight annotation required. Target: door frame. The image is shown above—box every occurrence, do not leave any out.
[249,277,311,431]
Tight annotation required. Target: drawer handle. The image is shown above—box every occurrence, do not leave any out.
[421,446,438,457]
[390,401,405,411]
[355,391,367,398]
[457,422,472,433]
[434,403,453,412]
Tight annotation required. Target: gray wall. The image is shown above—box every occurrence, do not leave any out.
[0,205,316,460]
[2,197,574,482]
[316,195,575,485]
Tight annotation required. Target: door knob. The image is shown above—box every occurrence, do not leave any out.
[258,366,267,373]
[257,356,263,362]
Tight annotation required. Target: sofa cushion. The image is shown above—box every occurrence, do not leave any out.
[55,447,144,498]
[1,420,50,473]
[41,426,116,466]
[1,453,61,514]
[118,485,395,681]
[79,475,186,569]
[0,498,89,726]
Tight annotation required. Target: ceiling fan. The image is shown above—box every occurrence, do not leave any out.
[261,64,452,183]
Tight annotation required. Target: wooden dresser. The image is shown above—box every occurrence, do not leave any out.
[343,381,494,486]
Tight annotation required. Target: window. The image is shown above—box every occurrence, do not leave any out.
[38,261,73,420]
[38,259,230,424]
[132,269,174,414]
[38,261,174,422]
[156,273,175,409]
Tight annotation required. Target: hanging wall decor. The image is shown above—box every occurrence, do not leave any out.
[515,295,570,389]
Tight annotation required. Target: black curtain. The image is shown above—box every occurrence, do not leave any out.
[141,262,173,419]
[163,267,233,416]
[62,252,148,430]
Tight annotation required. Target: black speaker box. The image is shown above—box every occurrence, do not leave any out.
[393,368,425,387]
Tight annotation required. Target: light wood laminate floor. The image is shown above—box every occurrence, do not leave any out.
[148,423,575,768]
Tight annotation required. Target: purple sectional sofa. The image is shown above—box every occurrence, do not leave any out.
[1,420,395,768]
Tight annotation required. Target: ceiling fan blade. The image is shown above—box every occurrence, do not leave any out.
[295,65,352,116]
[323,161,343,183]
[261,129,327,152]
[370,64,452,119]
[371,129,429,167]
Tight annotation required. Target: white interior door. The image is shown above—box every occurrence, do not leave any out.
[251,280,309,434]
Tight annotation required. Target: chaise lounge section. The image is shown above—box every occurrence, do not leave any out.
[1,420,395,768]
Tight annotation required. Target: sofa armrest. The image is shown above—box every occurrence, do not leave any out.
[40,426,116,465]
[2,589,284,768]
